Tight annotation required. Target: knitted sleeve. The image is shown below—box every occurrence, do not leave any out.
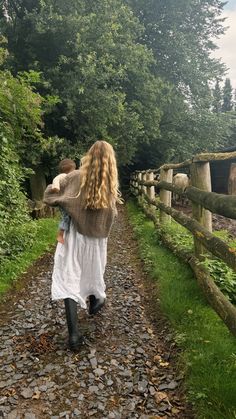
[43,170,81,207]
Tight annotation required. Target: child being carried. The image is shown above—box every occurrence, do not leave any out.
[52,158,76,244]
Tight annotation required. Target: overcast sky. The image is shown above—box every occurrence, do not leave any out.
[213,0,236,88]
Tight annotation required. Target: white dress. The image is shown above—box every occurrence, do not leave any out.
[51,221,107,308]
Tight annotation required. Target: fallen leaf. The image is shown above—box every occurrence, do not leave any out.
[159,361,169,367]
[32,390,41,400]
[3,388,16,397]
[146,361,152,367]
[154,391,168,404]
[172,407,180,414]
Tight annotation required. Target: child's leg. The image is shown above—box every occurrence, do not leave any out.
[57,229,65,244]
[59,208,71,233]
[57,208,70,244]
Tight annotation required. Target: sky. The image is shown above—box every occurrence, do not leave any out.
[214,0,236,88]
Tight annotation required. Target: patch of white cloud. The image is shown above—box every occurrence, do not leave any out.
[213,10,236,89]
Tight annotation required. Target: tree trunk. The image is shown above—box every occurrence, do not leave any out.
[29,166,47,218]
[29,166,47,202]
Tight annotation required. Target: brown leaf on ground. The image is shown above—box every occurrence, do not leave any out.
[12,332,55,354]
[172,407,181,414]
[32,390,41,400]
[2,388,16,397]
[153,354,161,362]
[154,391,168,404]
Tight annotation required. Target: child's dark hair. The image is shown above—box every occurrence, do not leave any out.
[59,159,76,174]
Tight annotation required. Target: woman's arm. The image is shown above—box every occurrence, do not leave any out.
[43,170,81,208]
[43,184,61,207]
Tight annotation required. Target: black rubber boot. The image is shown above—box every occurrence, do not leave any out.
[89,295,105,315]
[64,298,83,351]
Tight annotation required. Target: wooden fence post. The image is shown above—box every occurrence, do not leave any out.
[190,162,212,257]
[135,174,138,191]
[146,172,155,200]
[142,172,147,195]
[160,168,173,223]
[138,172,142,194]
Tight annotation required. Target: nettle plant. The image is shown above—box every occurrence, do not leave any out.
[201,258,236,305]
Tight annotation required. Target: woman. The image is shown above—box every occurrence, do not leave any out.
[44,141,121,351]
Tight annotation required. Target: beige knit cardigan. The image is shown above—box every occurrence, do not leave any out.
[43,170,117,238]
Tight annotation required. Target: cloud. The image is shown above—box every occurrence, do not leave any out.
[213,10,236,89]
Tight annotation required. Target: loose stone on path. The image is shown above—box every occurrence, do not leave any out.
[0,207,193,418]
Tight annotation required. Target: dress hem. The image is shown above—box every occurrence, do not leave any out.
[51,290,106,309]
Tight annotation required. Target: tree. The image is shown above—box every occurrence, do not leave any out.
[134,98,232,169]
[0,42,44,257]
[0,0,170,166]
[212,79,222,113]
[0,0,232,172]
[222,78,233,112]
[0,38,66,228]
[126,0,226,103]
[0,117,45,261]
[123,0,233,168]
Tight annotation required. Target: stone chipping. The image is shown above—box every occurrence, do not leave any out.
[0,207,193,418]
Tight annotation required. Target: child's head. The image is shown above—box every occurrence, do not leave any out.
[59,159,76,174]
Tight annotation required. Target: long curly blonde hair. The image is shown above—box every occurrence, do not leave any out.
[78,140,122,209]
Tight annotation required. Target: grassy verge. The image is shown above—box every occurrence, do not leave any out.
[127,200,236,419]
[162,211,236,304]
[0,218,58,296]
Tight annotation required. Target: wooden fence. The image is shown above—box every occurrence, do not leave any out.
[130,150,236,336]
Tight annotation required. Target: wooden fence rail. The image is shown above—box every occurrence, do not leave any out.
[159,150,236,170]
[139,180,236,220]
[130,157,236,337]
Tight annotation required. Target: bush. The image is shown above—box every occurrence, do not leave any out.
[0,125,36,263]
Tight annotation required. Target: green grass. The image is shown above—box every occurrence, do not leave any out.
[151,206,236,305]
[127,200,236,419]
[0,218,58,295]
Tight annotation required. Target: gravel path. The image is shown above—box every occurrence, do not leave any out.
[0,207,193,418]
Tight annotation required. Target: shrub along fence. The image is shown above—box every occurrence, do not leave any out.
[130,150,236,336]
